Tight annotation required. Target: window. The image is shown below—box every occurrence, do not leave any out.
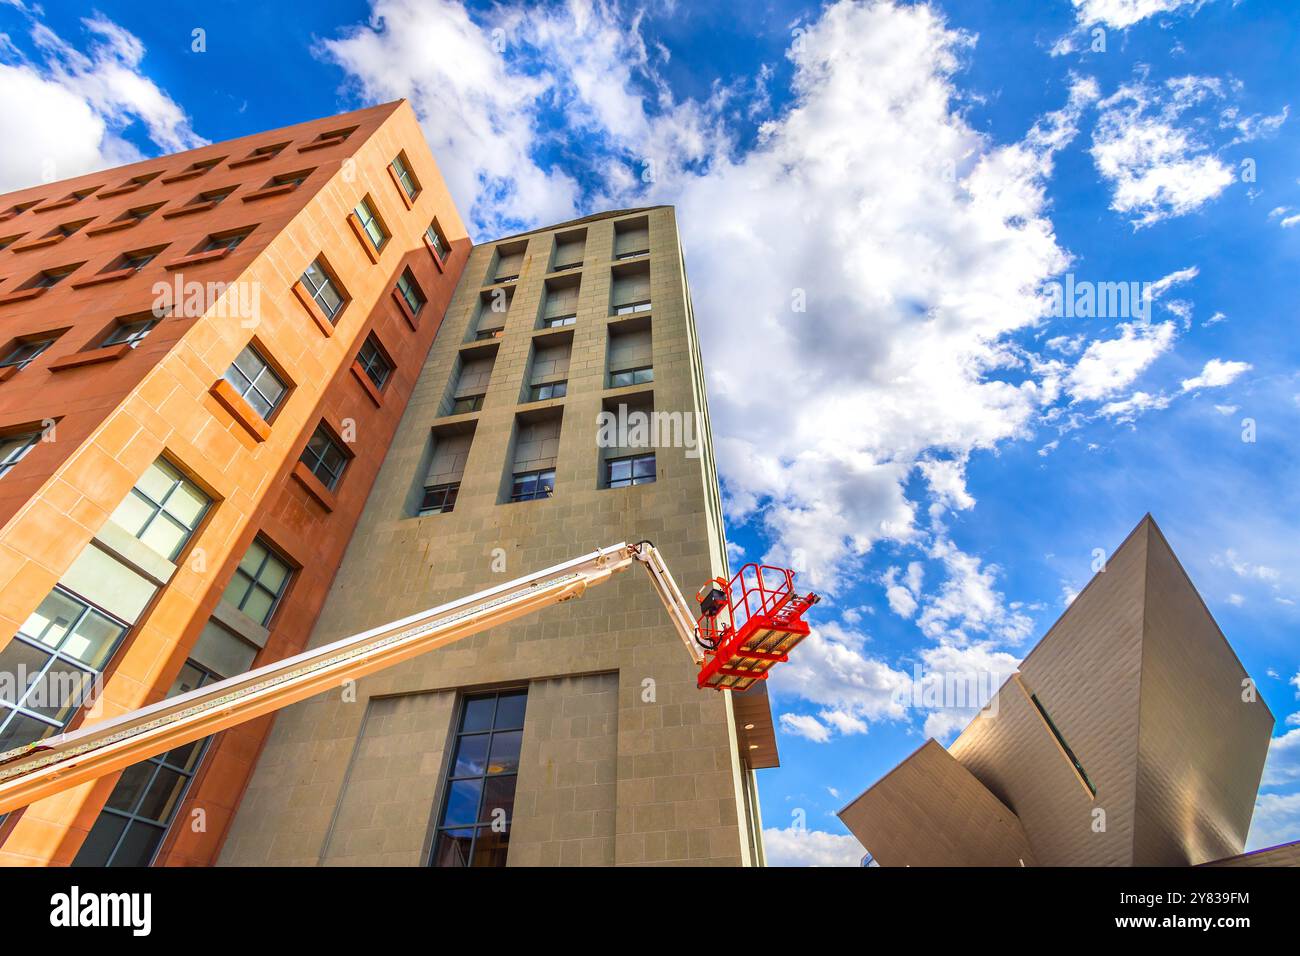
[177,158,222,177]
[395,268,425,317]
[614,300,651,316]
[270,169,311,189]
[606,453,656,488]
[72,661,220,867]
[1,337,57,370]
[109,458,211,561]
[475,328,504,341]
[354,198,387,251]
[101,317,157,349]
[355,335,393,390]
[430,689,527,867]
[0,430,40,479]
[450,394,484,415]
[510,468,555,502]
[1030,692,1097,796]
[243,142,287,162]
[301,258,345,322]
[222,345,287,419]
[542,315,575,329]
[391,152,421,201]
[609,366,653,388]
[109,246,164,273]
[0,588,129,753]
[417,482,459,516]
[121,203,163,223]
[191,187,234,207]
[307,126,355,148]
[51,219,91,239]
[425,221,448,260]
[3,201,38,218]
[528,381,566,402]
[200,229,249,254]
[221,538,292,627]
[299,425,348,491]
[0,234,22,250]
[23,265,78,289]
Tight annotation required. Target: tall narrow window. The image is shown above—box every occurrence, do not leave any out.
[109,458,211,561]
[301,259,345,322]
[425,220,448,260]
[390,153,421,201]
[395,268,425,317]
[221,538,292,627]
[355,335,393,390]
[353,197,387,251]
[71,661,221,867]
[1029,692,1097,796]
[298,425,349,491]
[223,345,287,419]
[430,689,527,868]
[0,588,129,753]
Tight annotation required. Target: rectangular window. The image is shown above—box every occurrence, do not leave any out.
[123,203,163,223]
[609,366,653,388]
[23,265,79,289]
[221,538,292,627]
[528,381,566,402]
[430,689,527,867]
[223,345,287,419]
[391,153,421,201]
[101,317,157,349]
[425,221,448,259]
[418,482,459,516]
[109,246,164,273]
[301,258,345,322]
[299,425,349,491]
[450,394,484,415]
[355,334,393,390]
[606,453,656,488]
[395,268,425,317]
[109,458,211,561]
[542,315,575,329]
[270,169,311,189]
[475,328,504,341]
[353,197,387,250]
[191,187,234,207]
[200,229,249,254]
[1029,692,1097,796]
[0,588,129,753]
[1,337,57,370]
[0,430,40,479]
[510,468,555,502]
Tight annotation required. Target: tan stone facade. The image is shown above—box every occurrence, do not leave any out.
[839,516,1284,867]
[219,207,770,866]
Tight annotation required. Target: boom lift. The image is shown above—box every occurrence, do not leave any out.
[0,541,817,815]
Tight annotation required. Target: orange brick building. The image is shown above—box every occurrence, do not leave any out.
[0,101,469,865]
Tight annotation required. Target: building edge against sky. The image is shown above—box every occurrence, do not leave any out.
[0,101,776,866]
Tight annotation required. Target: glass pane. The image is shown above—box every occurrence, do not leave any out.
[633,456,656,478]
[136,766,186,822]
[318,284,343,317]
[221,570,252,610]
[240,587,274,626]
[495,692,527,729]
[431,829,473,867]
[487,731,522,775]
[171,663,209,696]
[244,390,272,419]
[139,514,188,560]
[110,491,155,537]
[0,711,57,753]
[18,590,83,647]
[0,639,47,705]
[462,696,495,733]
[107,821,165,867]
[258,374,286,409]
[441,778,483,827]
[238,541,268,576]
[164,481,209,526]
[451,733,489,777]
[136,460,175,503]
[27,660,93,723]
[107,762,157,813]
[61,610,125,669]
[71,813,128,867]
[609,460,631,482]
[257,555,290,594]
[160,738,204,773]
[481,774,517,824]
[233,347,264,381]
[471,826,509,867]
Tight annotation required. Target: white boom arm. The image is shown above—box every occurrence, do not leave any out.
[0,541,703,815]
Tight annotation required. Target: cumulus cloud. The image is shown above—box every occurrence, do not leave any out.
[1070,0,1215,30]
[1180,358,1251,391]
[0,12,203,191]
[779,712,832,743]
[1097,390,1172,422]
[762,826,864,866]
[916,537,1034,644]
[1067,321,1178,402]
[1246,791,1300,852]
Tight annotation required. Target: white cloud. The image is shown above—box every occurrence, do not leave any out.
[1246,791,1300,852]
[916,641,1021,740]
[1090,76,1235,228]
[1070,0,1214,30]
[1148,265,1199,299]
[1259,727,1300,788]
[1067,322,1177,402]
[1227,593,1245,607]
[762,826,864,866]
[1214,549,1281,583]
[915,538,1033,644]
[1097,390,1172,422]
[1180,358,1251,391]
[779,712,832,743]
[882,561,924,618]
[0,13,203,191]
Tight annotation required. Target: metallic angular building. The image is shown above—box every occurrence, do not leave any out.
[838,516,1283,867]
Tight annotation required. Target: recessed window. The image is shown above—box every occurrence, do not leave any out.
[430,689,527,868]
[450,394,484,415]
[270,169,312,190]
[109,458,212,561]
[298,425,349,491]
[72,659,221,867]
[395,268,425,317]
[301,258,345,322]
[223,345,287,419]
[0,430,41,479]
[614,300,651,316]
[606,453,656,488]
[609,366,653,388]
[528,381,566,402]
[244,142,288,162]
[51,219,92,239]
[510,468,555,502]
[191,186,234,207]
[417,482,459,516]
[101,316,157,349]
[309,126,355,147]
[22,265,79,289]
[0,587,129,753]
[1,337,57,370]
[353,197,387,251]
[0,233,23,250]
[390,152,421,201]
[221,537,292,627]
[120,203,163,224]
[199,228,250,255]
[175,157,223,177]
[355,334,393,390]
[542,315,575,329]
[475,327,504,341]
[3,201,38,218]
[108,246,165,274]
[425,220,448,259]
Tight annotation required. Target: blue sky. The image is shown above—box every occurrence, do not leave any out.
[2,0,1298,865]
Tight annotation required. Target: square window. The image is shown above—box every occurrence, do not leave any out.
[299,424,349,491]
[355,334,393,390]
[223,345,287,419]
[301,258,346,322]
[391,152,421,201]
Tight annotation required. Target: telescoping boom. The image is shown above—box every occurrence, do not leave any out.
[0,541,817,815]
